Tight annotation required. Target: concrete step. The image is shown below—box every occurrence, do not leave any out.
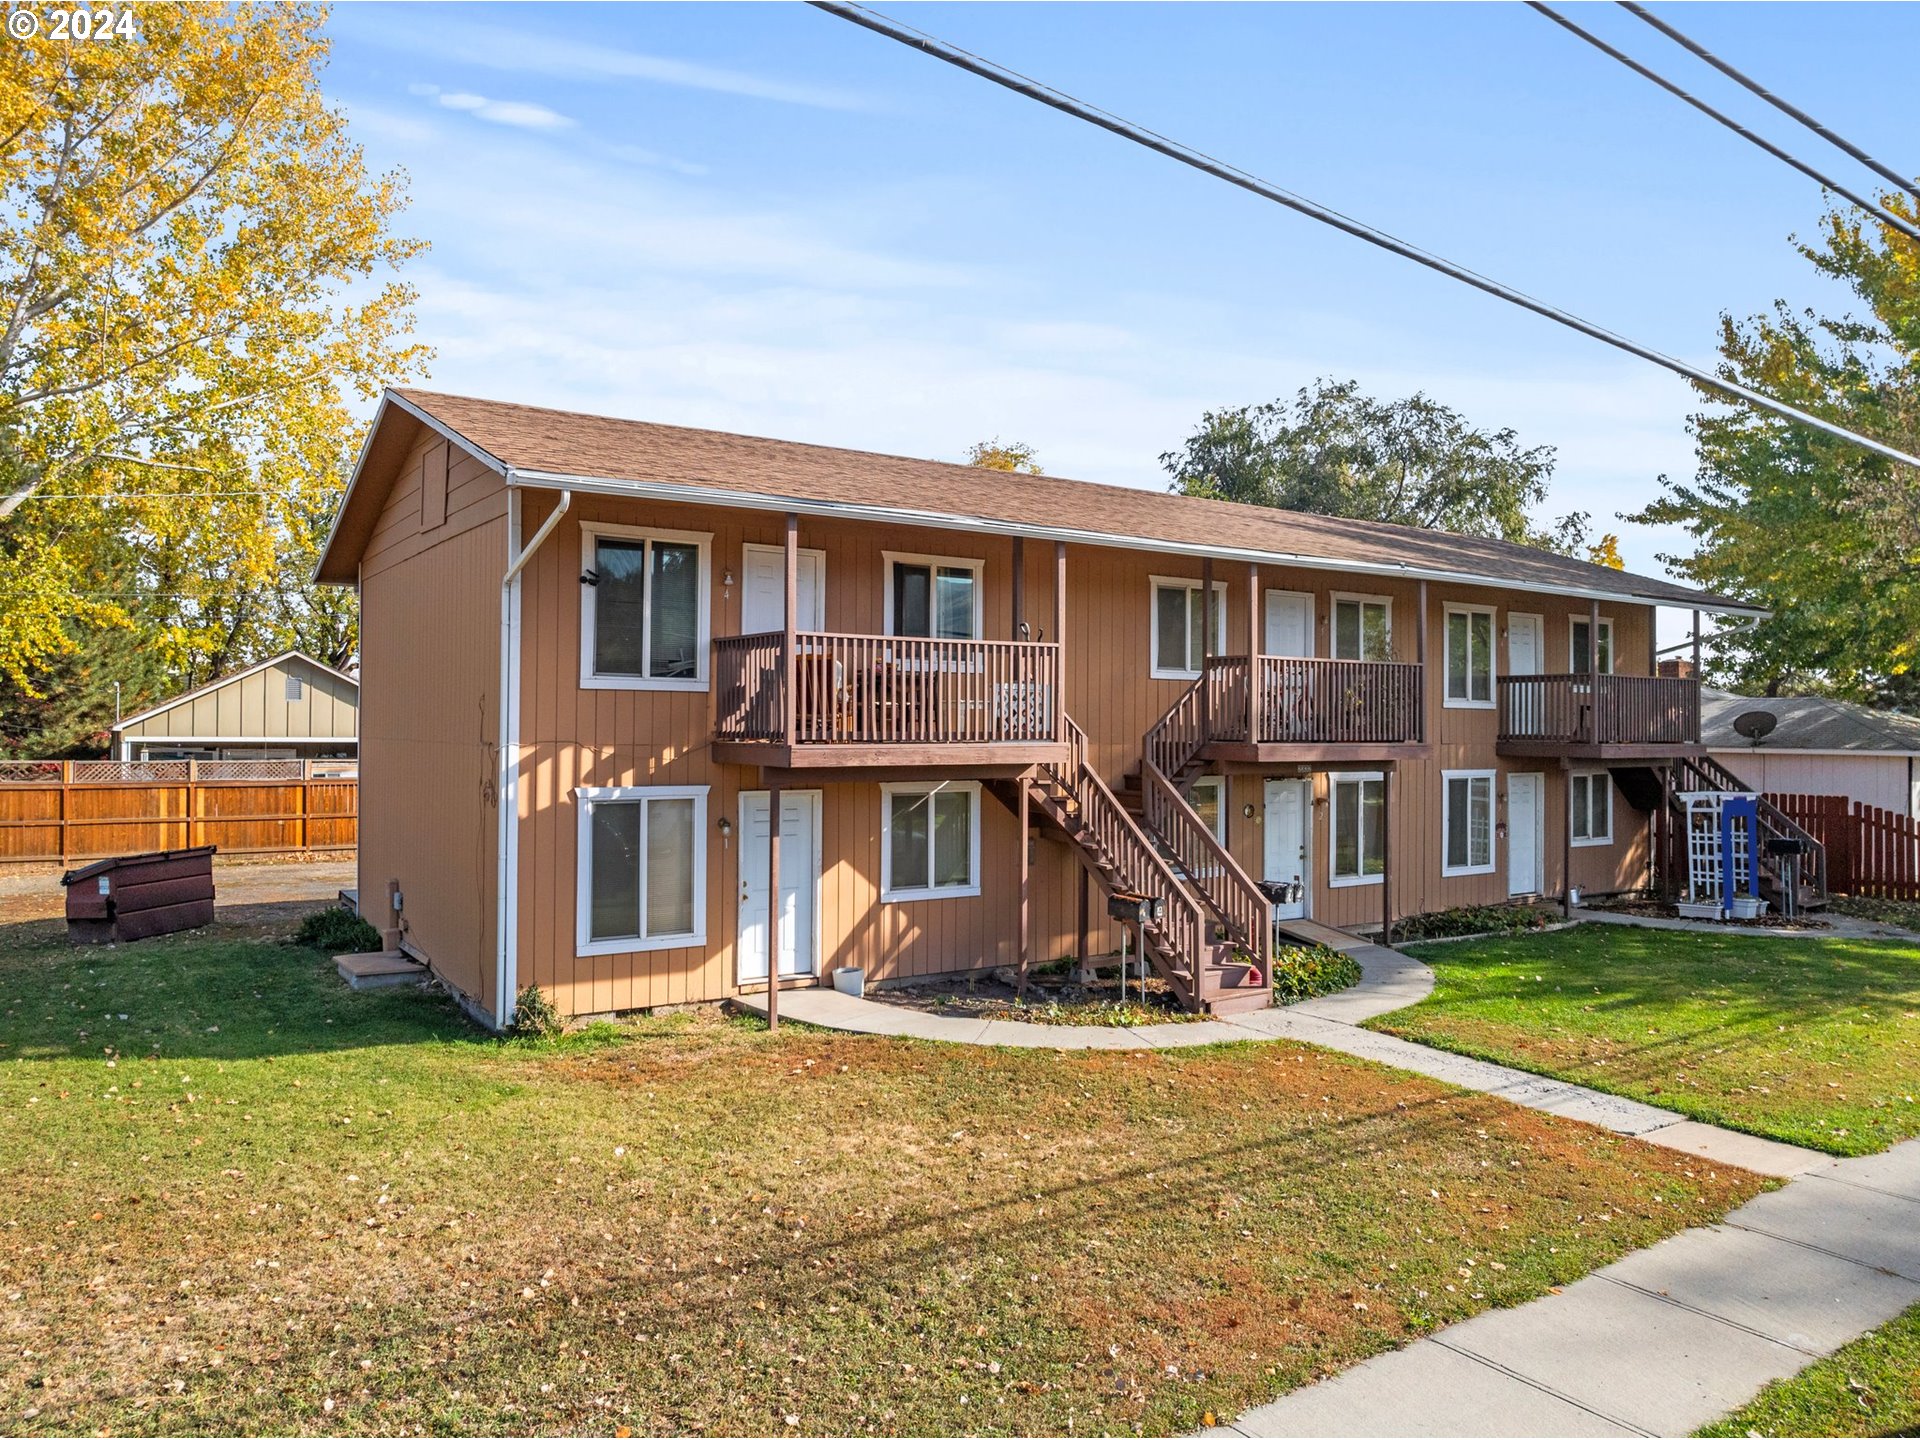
[335,951,428,990]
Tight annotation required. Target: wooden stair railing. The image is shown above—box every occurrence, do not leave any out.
[1673,754,1829,906]
[1140,674,1275,982]
[1027,718,1261,1013]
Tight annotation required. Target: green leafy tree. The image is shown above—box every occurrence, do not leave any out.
[0,2,425,703]
[1631,199,1920,702]
[965,438,1044,474]
[1162,379,1588,552]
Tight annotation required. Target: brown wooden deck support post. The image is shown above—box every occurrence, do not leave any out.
[1563,762,1575,918]
[1659,762,1674,899]
[782,513,799,747]
[1076,866,1092,982]
[1054,542,1067,744]
[1017,779,1031,999]
[1201,556,1214,739]
[1691,609,1702,677]
[1417,580,1430,743]
[1247,563,1262,743]
[1011,536,1024,640]
[1380,765,1394,946]
[766,784,781,1031]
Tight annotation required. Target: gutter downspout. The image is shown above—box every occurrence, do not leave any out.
[495,485,571,1030]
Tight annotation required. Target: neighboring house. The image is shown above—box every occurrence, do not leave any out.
[315,389,1793,1029]
[1702,687,1920,817]
[113,651,359,764]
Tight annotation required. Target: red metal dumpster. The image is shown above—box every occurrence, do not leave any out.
[61,845,217,944]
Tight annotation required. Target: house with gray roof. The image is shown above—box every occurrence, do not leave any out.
[1703,688,1920,816]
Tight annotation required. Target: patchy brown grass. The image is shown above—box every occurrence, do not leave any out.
[0,926,1766,1436]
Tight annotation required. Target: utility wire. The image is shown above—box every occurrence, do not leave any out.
[808,2,1920,473]
[1619,1,1920,204]
[1529,2,1920,246]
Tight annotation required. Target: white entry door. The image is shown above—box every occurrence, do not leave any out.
[1264,591,1315,657]
[1508,772,1544,897]
[1263,778,1311,919]
[741,544,825,634]
[739,790,821,982]
[1506,613,1544,734]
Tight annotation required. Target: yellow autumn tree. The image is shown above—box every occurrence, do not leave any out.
[0,2,426,700]
[965,438,1044,474]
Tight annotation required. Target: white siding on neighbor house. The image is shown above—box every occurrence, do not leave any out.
[1708,748,1919,816]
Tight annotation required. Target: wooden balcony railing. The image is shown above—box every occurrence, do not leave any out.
[1498,673,1700,748]
[713,631,1062,748]
[1200,655,1425,747]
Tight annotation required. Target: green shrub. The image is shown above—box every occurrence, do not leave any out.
[293,907,382,954]
[510,985,564,1039]
[1270,942,1362,1004]
[1392,904,1558,942]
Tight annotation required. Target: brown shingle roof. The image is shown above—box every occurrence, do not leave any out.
[322,387,1757,614]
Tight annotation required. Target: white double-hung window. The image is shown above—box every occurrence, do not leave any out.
[1444,605,1496,707]
[1442,770,1496,875]
[1329,772,1386,886]
[1571,771,1613,846]
[1151,577,1228,679]
[1570,616,1614,675]
[1332,594,1392,662]
[576,786,708,956]
[882,782,981,900]
[581,523,711,690]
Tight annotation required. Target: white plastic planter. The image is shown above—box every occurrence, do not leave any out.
[833,966,865,998]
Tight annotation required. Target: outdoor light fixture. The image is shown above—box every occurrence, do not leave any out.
[717,816,733,849]
[579,567,600,587]
[722,568,735,600]
[1242,802,1256,819]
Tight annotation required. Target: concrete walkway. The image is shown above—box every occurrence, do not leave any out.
[1212,1138,1920,1438]
[1578,907,1920,943]
[739,939,1821,1178]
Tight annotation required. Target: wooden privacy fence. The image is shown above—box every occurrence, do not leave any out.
[1767,792,1920,900]
[0,759,357,864]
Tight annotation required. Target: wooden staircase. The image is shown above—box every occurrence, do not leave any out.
[1665,754,1830,911]
[1019,718,1270,1016]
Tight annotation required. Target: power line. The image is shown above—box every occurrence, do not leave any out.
[1619,1,1920,204]
[1528,3,1920,247]
[807,2,1920,473]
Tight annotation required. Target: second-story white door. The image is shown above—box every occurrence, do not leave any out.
[741,544,825,634]
[1506,612,1544,734]
[1264,591,1315,657]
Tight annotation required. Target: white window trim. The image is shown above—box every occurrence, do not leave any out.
[1149,575,1229,680]
[1331,591,1394,662]
[1441,768,1498,876]
[1569,614,1616,676]
[574,784,710,958]
[1189,774,1229,877]
[1571,770,1614,847]
[740,542,827,634]
[883,551,985,639]
[579,521,713,692]
[1328,770,1386,889]
[1442,603,1498,710]
[880,780,983,901]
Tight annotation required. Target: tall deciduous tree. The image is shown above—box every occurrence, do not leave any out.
[1632,199,1920,703]
[0,3,425,704]
[1162,379,1591,553]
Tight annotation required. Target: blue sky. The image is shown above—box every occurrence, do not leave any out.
[324,3,1917,636]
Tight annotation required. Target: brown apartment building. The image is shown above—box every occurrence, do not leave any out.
[317,390,1815,1028]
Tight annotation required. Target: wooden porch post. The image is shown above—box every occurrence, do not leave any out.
[1417,579,1430,744]
[1011,536,1025,641]
[1563,763,1575,918]
[1588,598,1601,677]
[1017,779,1031,999]
[1691,609,1702,677]
[782,513,799,747]
[1076,866,1092,982]
[1659,762,1674,899]
[1247,563,1262,743]
[1201,556,1214,738]
[1054,542,1067,744]
[1380,766,1394,946]
[766,784,781,1031]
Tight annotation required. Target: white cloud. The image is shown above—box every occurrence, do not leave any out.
[343,13,869,111]
[418,85,575,131]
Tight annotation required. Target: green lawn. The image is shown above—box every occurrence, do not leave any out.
[0,916,1767,1436]
[1373,925,1920,1156]
[1699,1301,1920,1437]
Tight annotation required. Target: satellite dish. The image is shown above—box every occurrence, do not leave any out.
[1732,710,1778,744]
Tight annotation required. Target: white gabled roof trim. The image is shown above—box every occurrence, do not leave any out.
[503,467,1771,620]
[112,651,359,734]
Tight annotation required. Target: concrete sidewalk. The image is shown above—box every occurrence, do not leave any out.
[1212,1139,1920,1438]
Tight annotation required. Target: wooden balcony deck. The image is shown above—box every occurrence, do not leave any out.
[1199,655,1428,764]
[1496,673,1701,758]
[711,631,1070,771]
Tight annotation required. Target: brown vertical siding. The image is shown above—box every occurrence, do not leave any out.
[357,428,506,1011]
[493,494,1662,1013]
